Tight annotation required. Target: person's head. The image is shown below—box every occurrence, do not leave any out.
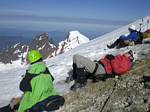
[124,50,134,62]
[128,25,136,32]
[27,50,42,64]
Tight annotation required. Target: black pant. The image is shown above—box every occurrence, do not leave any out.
[0,105,12,112]
[0,104,19,112]
[112,39,129,48]
[26,95,65,112]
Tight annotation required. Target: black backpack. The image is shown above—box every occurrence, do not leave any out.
[135,31,144,44]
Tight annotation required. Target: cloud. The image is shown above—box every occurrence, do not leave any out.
[0,12,131,37]
[0,13,131,26]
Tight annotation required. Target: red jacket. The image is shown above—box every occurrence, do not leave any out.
[99,54,131,75]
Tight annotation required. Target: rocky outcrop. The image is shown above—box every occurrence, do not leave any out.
[29,33,56,59]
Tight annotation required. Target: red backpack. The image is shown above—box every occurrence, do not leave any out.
[110,55,131,75]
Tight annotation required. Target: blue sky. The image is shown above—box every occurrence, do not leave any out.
[0,0,150,41]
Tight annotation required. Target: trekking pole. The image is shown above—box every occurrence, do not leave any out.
[147,19,149,30]
[139,18,143,32]
[139,23,142,32]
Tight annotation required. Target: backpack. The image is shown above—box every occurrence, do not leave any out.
[144,29,150,39]
[135,31,144,44]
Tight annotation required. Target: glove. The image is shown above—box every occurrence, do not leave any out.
[105,54,115,60]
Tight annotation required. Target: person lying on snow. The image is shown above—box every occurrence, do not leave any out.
[0,50,65,112]
[70,50,134,91]
[107,25,143,49]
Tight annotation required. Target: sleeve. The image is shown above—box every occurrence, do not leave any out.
[111,55,131,75]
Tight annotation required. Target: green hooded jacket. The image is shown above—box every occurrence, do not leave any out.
[18,62,58,112]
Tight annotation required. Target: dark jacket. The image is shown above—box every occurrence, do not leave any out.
[119,31,138,41]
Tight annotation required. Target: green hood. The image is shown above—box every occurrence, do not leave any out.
[28,62,46,74]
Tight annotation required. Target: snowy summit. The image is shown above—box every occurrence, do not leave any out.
[56,31,89,54]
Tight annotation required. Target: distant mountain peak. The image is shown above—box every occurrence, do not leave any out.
[67,30,89,43]
[56,30,90,54]
[0,33,56,64]
[39,33,48,40]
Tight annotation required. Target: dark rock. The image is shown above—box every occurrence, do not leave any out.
[143,74,150,89]
[0,33,56,64]
[29,33,56,59]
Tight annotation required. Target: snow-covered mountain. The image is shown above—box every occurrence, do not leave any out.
[0,16,150,107]
[0,43,29,64]
[0,31,89,64]
[0,33,56,64]
[0,33,57,64]
[56,31,89,54]
[29,33,56,59]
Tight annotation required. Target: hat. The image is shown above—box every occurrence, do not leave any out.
[28,50,42,64]
[128,25,136,31]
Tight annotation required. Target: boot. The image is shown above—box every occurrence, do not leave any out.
[70,68,87,91]
[107,39,121,49]
[70,81,86,91]
[107,44,115,49]
[65,70,74,83]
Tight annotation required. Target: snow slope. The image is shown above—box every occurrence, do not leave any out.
[0,16,150,107]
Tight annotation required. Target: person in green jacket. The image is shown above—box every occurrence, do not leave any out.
[18,50,65,112]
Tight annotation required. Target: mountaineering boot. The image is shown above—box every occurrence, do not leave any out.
[107,44,115,49]
[107,42,118,49]
[70,81,86,91]
[65,70,74,83]
[70,68,87,91]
